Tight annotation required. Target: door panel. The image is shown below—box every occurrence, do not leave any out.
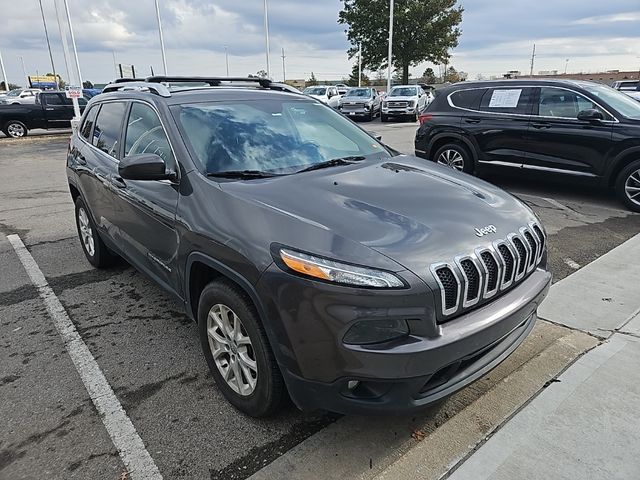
[42,93,73,127]
[524,87,614,176]
[461,87,535,166]
[109,102,180,292]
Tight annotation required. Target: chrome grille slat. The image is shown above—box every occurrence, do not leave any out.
[431,223,545,318]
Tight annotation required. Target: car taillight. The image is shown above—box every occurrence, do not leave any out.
[418,114,433,125]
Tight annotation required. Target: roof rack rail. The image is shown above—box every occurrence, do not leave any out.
[113,78,147,84]
[102,81,171,97]
[145,76,272,88]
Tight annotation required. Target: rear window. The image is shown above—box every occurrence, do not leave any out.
[80,105,99,140]
[43,94,64,105]
[479,87,535,115]
[449,89,485,109]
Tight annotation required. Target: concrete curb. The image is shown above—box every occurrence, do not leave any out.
[374,330,598,480]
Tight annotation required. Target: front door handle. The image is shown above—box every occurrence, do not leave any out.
[465,117,481,124]
[531,123,552,129]
[109,175,127,189]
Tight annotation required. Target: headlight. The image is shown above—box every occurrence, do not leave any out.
[409,100,416,107]
[279,249,404,288]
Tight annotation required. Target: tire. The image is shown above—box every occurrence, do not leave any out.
[74,197,117,268]
[3,120,28,138]
[615,160,640,213]
[366,111,374,122]
[381,113,388,122]
[198,280,285,417]
[432,142,474,174]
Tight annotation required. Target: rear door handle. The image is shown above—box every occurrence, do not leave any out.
[109,175,127,189]
[465,117,481,124]
[531,123,552,129]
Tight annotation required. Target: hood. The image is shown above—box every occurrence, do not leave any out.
[220,156,538,283]
[385,95,418,101]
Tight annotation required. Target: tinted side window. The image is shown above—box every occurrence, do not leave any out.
[44,94,64,105]
[92,102,127,158]
[80,106,99,140]
[124,103,175,170]
[449,89,485,110]
[479,87,535,115]
[538,87,611,120]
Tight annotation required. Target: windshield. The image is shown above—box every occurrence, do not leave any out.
[389,87,418,97]
[345,88,371,98]
[173,98,389,175]
[304,87,327,96]
[6,89,21,97]
[581,83,640,120]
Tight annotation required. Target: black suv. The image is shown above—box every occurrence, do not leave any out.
[67,77,550,416]
[415,79,640,212]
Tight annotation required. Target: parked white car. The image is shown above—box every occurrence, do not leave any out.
[303,86,341,109]
[0,88,42,105]
[381,85,429,122]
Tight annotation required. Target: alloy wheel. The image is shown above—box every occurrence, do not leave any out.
[77,207,95,256]
[207,304,257,396]
[625,169,640,207]
[7,123,25,138]
[437,149,465,171]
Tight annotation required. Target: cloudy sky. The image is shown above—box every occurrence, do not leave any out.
[1,0,639,86]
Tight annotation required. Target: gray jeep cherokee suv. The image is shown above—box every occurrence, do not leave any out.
[67,76,551,417]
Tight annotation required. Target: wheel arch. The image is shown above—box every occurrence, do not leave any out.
[608,147,640,187]
[428,133,478,164]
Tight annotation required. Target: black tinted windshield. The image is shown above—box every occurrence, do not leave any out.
[345,88,372,98]
[173,98,389,175]
[389,87,419,97]
[304,87,327,96]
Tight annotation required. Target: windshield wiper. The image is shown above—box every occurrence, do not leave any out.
[296,156,366,173]
[206,170,282,179]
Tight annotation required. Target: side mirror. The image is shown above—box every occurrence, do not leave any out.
[577,109,604,122]
[119,154,175,181]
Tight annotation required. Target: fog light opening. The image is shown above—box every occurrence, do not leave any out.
[347,380,360,390]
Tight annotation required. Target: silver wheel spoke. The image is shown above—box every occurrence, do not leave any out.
[207,303,257,396]
[438,149,464,171]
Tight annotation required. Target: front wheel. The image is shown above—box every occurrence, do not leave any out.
[198,281,285,417]
[615,160,640,212]
[3,120,28,138]
[433,143,474,174]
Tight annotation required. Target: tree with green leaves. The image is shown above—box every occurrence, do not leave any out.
[339,0,463,84]
[347,63,370,86]
[444,65,460,83]
[422,67,437,84]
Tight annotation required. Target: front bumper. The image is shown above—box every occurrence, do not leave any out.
[383,106,416,116]
[257,264,551,415]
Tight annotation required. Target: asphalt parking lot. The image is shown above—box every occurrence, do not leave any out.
[2,128,640,479]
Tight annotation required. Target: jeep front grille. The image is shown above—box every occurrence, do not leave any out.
[430,222,546,320]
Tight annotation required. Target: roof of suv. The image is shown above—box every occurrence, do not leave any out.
[98,76,304,106]
[438,78,607,95]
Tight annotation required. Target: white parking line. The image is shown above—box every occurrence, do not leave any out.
[7,234,162,480]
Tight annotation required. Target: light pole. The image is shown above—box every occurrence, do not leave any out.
[386,0,394,92]
[155,0,168,75]
[564,58,569,75]
[358,44,362,87]
[18,56,28,86]
[281,48,286,82]
[224,45,229,76]
[38,0,58,89]
[264,0,271,77]
[0,50,8,91]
